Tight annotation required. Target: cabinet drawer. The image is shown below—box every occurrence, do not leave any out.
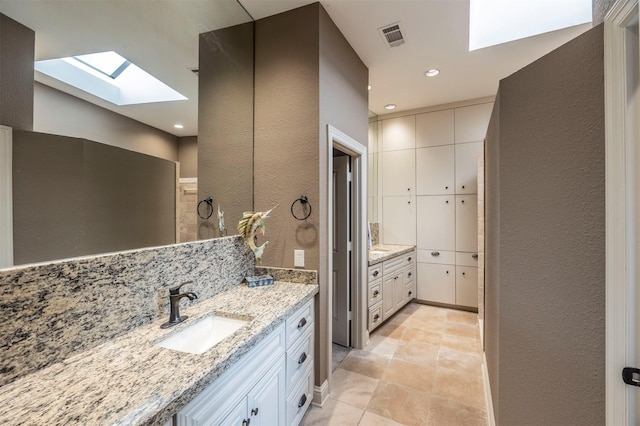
[417,249,456,265]
[369,302,383,331]
[368,281,382,307]
[403,264,415,284]
[368,265,382,281]
[456,251,479,267]
[405,280,416,302]
[456,266,478,308]
[286,327,314,392]
[286,300,314,349]
[287,367,314,426]
[383,251,415,275]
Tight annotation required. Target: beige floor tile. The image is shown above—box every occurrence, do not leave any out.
[366,381,432,426]
[388,312,411,325]
[437,348,482,374]
[396,302,421,315]
[359,411,407,426]
[364,335,404,358]
[399,326,442,345]
[374,321,407,340]
[440,333,482,355]
[301,397,364,426]
[331,368,379,410]
[442,322,479,339]
[393,341,440,365]
[426,396,487,426]
[445,309,478,326]
[381,358,437,392]
[432,366,485,409]
[340,350,390,379]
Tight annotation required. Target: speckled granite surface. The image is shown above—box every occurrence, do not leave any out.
[368,244,415,266]
[369,222,379,246]
[255,266,317,284]
[0,281,318,425]
[0,236,254,386]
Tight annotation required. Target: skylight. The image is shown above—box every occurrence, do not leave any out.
[469,0,592,51]
[35,51,187,106]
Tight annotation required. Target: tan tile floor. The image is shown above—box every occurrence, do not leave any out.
[301,303,487,426]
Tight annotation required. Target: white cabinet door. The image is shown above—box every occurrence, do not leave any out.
[416,109,454,147]
[417,263,455,304]
[247,357,286,426]
[382,275,396,319]
[382,196,416,245]
[416,145,454,195]
[455,195,478,253]
[454,142,482,194]
[219,398,247,426]
[416,196,455,251]
[394,271,405,310]
[454,103,493,144]
[456,266,478,308]
[381,116,415,151]
[382,150,415,196]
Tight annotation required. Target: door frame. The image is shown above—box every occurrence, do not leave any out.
[325,124,367,387]
[0,125,13,268]
[605,0,639,423]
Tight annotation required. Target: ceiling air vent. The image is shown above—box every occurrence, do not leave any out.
[379,23,406,48]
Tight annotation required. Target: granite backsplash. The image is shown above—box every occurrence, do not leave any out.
[0,236,255,387]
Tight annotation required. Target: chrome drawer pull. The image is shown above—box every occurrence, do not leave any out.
[297,317,307,329]
[373,270,379,277]
[431,251,440,256]
[251,407,259,416]
[373,314,380,321]
[298,394,307,408]
[472,253,478,259]
[407,272,412,277]
[373,290,380,297]
[298,352,307,365]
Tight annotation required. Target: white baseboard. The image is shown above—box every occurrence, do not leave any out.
[313,379,329,407]
[482,353,496,426]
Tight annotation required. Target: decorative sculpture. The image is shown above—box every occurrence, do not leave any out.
[237,205,277,263]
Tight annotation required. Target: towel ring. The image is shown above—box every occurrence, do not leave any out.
[197,197,214,220]
[291,195,312,221]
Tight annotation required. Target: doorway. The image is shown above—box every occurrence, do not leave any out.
[605,0,640,423]
[332,150,352,366]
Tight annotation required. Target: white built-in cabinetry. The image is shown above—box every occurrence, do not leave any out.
[368,250,416,331]
[380,102,492,309]
[175,300,314,426]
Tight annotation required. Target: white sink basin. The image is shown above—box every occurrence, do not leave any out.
[154,315,248,354]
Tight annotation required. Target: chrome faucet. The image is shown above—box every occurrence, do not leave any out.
[161,281,198,329]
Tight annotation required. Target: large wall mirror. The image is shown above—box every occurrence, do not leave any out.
[0,0,254,266]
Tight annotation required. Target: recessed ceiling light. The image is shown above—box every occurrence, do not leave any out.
[174,124,184,129]
[425,69,440,77]
[384,104,396,110]
[368,85,372,91]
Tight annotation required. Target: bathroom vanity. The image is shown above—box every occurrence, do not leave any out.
[367,245,416,331]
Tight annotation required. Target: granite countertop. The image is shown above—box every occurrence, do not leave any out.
[0,281,318,425]
[368,244,415,266]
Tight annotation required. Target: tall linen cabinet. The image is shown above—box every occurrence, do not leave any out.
[379,100,493,309]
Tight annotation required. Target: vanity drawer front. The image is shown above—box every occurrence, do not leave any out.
[286,327,314,391]
[383,250,415,275]
[368,264,382,281]
[368,301,383,331]
[287,366,314,426]
[368,280,382,307]
[286,299,314,349]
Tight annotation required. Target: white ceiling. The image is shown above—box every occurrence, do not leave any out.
[0,0,591,136]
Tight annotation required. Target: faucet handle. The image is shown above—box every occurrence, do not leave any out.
[169,281,193,295]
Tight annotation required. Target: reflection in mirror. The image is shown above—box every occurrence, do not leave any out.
[0,0,254,266]
[368,111,379,223]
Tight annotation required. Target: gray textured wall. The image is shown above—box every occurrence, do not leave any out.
[0,13,34,130]
[485,25,605,425]
[178,136,198,178]
[198,22,254,240]
[593,0,617,25]
[13,131,176,265]
[254,2,368,390]
[34,83,179,161]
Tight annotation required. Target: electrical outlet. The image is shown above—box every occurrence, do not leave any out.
[294,249,305,267]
